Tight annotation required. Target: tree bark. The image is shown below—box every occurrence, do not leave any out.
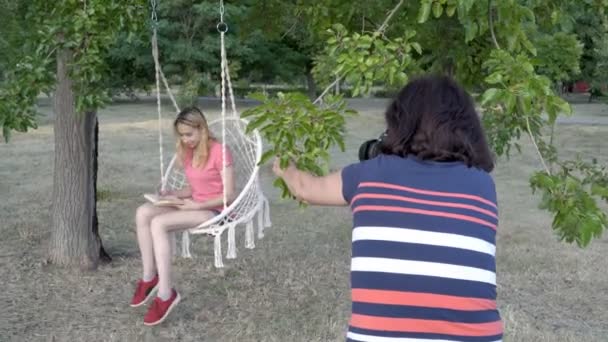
[443,57,455,77]
[93,118,111,263]
[49,48,100,270]
[305,65,317,100]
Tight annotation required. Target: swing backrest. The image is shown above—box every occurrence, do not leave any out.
[163,116,263,225]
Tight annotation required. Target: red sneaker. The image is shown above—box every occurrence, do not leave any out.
[130,275,159,308]
[143,289,181,326]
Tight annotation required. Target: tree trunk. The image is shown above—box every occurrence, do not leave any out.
[305,66,317,100]
[93,118,111,263]
[443,57,455,77]
[334,75,341,95]
[49,48,100,270]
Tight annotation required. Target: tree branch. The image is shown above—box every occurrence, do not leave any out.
[378,0,405,34]
[526,116,551,175]
[488,0,501,49]
[313,0,405,104]
[489,0,550,175]
[313,78,340,104]
[44,47,58,62]
[516,98,551,175]
[365,17,380,32]
[281,10,302,39]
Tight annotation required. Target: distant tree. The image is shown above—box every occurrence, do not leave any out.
[570,3,608,100]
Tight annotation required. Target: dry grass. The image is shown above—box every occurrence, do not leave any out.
[1,98,607,341]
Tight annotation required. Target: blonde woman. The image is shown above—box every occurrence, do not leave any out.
[130,106,234,326]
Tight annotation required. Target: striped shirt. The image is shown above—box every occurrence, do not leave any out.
[341,155,502,342]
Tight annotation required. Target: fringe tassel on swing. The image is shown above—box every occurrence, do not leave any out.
[214,234,224,268]
[227,224,237,259]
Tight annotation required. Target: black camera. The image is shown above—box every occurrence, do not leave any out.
[358,131,387,161]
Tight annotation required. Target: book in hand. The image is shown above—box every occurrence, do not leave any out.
[143,193,184,207]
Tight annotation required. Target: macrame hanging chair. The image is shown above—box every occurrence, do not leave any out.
[149,0,271,268]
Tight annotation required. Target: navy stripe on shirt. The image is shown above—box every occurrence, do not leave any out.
[351,272,497,300]
[352,302,501,323]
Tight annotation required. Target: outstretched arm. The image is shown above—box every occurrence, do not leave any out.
[273,158,348,206]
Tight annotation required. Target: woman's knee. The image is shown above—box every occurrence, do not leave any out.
[135,203,156,224]
[150,217,169,236]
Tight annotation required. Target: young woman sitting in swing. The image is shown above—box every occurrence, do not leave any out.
[130,106,234,326]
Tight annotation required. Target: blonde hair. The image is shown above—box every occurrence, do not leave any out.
[174,106,213,168]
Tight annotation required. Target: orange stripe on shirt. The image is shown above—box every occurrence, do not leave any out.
[352,288,497,311]
[353,205,497,230]
[352,193,498,219]
[359,182,497,209]
[350,313,503,337]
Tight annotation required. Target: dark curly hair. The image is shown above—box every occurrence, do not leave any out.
[380,75,495,172]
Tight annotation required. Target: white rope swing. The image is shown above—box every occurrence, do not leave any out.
[149,0,271,267]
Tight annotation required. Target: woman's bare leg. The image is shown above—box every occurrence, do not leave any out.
[134,203,175,280]
[149,210,216,299]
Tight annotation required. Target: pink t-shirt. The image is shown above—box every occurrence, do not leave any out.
[183,141,233,210]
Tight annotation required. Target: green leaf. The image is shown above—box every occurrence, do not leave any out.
[553,97,572,116]
[259,150,276,166]
[480,88,500,105]
[411,42,422,55]
[418,1,432,23]
[485,72,503,85]
[520,32,537,56]
[464,21,478,42]
[446,4,457,17]
[432,2,444,18]
[245,114,270,134]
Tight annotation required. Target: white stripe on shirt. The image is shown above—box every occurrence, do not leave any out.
[347,331,502,342]
[351,257,496,285]
[352,226,496,256]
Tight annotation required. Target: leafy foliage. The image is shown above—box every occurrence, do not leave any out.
[533,32,583,86]
[0,55,53,141]
[570,0,608,98]
[479,50,571,157]
[315,24,421,96]
[0,0,145,141]
[241,92,355,201]
[531,158,608,247]
[424,0,606,246]
[260,0,608,246]
[177,70,205,108]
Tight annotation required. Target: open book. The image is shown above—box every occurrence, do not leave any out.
[143,193,184,207]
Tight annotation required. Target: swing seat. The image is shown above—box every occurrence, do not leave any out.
[162,116,271,268]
